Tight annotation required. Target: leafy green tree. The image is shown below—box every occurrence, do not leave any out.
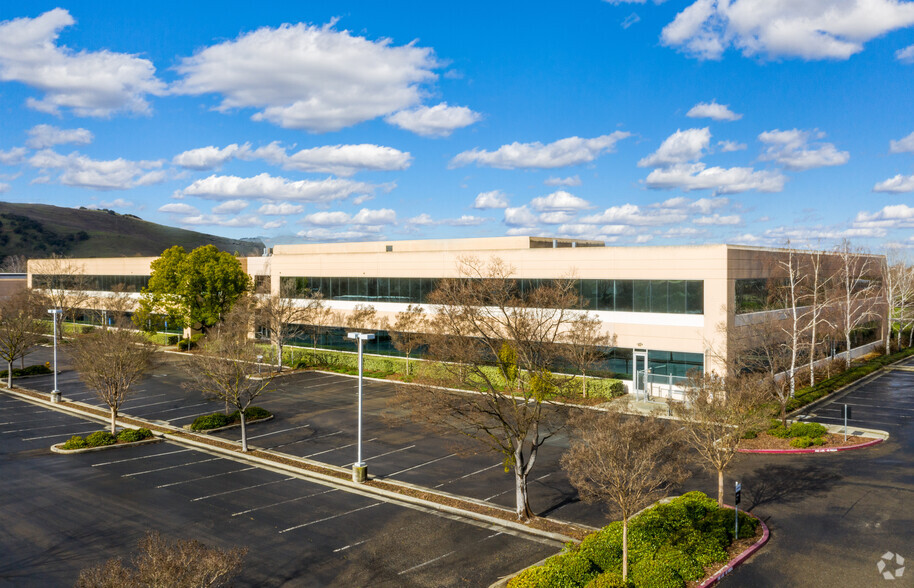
[136,245,251,333]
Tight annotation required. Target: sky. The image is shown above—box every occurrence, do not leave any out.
[1,1,913,250]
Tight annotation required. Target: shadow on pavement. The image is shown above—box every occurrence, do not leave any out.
[743,463,842,510]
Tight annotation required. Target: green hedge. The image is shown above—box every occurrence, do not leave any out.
[508,492,758,588]
[191,407,272,430]
[85,431,117,447]
[117,428,153,443]
[0,364,52,378]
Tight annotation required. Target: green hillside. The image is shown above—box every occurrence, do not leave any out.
[0,202,263,263]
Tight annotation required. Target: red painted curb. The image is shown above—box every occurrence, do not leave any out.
[698,508,770,588]
[738,437,883,454]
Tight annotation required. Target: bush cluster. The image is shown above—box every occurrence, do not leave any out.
[190,407,272,430]
[767,421,828,442]
[177,333,205,351]
[508,492,758,588]
[117,428,153,443]
[0,364,53,378]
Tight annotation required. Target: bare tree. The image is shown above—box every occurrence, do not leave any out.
[257,282,312,372]
[183,302,275,452]
[389,304,426,377]
[562,410,688,581]
[562,311,613,398]
[673,372,769,506]
[896,260,914,348]
[90,284,137,330]
[727,314,794,427]
[805,250,833,386]
[833,240,881,368]
[392,257,578,520]
[29,254,91,340]
[68,326,157,434]
[303,294,334,350]
[882,249,913,353]
[75,531,246,588]
[774,244,810,397]
[343,303,378,334]
[0,290,47,388]
[0,254,27,273]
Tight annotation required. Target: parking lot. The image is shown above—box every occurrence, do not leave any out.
[0,390,556,586]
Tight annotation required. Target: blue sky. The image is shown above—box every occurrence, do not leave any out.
[1,1,913,249]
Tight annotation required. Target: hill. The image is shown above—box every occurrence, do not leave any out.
[0,202,263,264]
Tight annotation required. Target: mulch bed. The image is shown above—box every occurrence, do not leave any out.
[685,521,764,588]
[739,431,872,451]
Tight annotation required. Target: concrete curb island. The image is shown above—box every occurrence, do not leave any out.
[698,508,770,588]
[738,437,884,454]
[50,437,163,454]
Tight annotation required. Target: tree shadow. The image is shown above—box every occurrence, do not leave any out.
[742,463,842,510]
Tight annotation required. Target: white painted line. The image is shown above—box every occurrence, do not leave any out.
[248,424,311,440]
[397,550,456,575]
[231,488,337,516]
[341,444,416,468]
[484,473,551,502]
[121,457,222,477]
[434,463,502,489]
[333,539,369,553]
[22,429,96,441]
[268,430,343,450]
[135,402,210,415]
[165,410,222,422]
[387,453,456,477]
[156,467,257,489]
[303,438,378,459]
[278,502,381,534]
[5,421,88,434]
[191,477,296,502]
[93,449,192,467]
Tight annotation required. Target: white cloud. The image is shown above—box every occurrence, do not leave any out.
[0,183,9,194]
[86,198,134,210]
[352,208,397,225]
[694,213,741,225]
[473,190,509,209]
[450,132,630,169]
[158,203,199,215]
[645,162,786,193]
[638,128,710,167]
[889,131,914,153]
[258,203,304,215]
[718,140,747,152]
[538,211,578,225]
[873,174,914,193]
[407,213,487,227]
[758,129,849,170]
[408,213,435,226]
[26,124,93,149]
[385,102,481,137]
[582,203,688,226]
[27,149,165,190]
[0,147,27,165]
[297,228,383,241]
[176,173,384,202]
[621,13,642,29]
[173,144,246,170]
[855,204,914,227]
[898,43,914,62]
[262,143,412,177]
[661,0,914,61]
[180,214,265,228]
[173,21,439,132]
[686,100,742,121]
[504,206,538,227]
[529,190,591,211]
[544,175,582,187]
[262,220,286,230]
[0,9,165,116]
[301,208,396,227]
[211,199,249,214]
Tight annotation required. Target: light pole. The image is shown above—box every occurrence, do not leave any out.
[47,308,62,402]
[347,331,375,483]
[257,354,264,377]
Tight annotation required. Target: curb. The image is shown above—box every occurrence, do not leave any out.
[738,437,884,454]
[699,508,769,587]
[51,437,163,454]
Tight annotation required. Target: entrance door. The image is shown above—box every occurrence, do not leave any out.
[633,351,648,399]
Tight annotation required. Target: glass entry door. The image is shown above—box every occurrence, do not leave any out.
[634,351,648,399]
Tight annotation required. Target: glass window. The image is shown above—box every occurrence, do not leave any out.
[614,280,633,312]
[668,280,686,314]
[650,280,669,313]
[633,281,651,312]
[686,280,703,314]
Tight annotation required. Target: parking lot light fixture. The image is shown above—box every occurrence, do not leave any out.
[347,331,375,483]
[47,308,63,402]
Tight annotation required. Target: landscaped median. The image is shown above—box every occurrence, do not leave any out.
[184,406,273,433]
[739,419,886,454]
[496,492,767,588]
[52,427,162,453]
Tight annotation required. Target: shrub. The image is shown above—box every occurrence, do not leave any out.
[541,552,600,587]
[788,422,827,439]
[768,426,791,439]
[585,571,630,588]
[652,547,704,583]
[117,428,153,443]
[85,431,117,447]
[62,435,87,450]
[579,522,624,573]
[190,413,231,431]
[674,528,729,567]
[812,437,827,446]
[166,335,180,345]
[742,430,758,439]
[736,511,759,540]
[0,364,53,378]
[177,339,189,351]
[629,557,684,588]
[789,436,813,449]
[229,406,271,421]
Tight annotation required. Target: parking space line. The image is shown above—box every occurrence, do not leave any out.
[397,550,456,575]
[387,453,456,477]
[278,502,381,534]
[21,429,96,441]
[156,467,257,489]
[248,424,311,440]
[166,410,222,422]
[133,402,210,416]
[341,444,416,468]
[484,473,551,502]
[4,421,92,434]
[434,463,502,489]
[231,488,337,516]
[303,438,378,459]
[268,430,343,450]
[333,539,369,553]
[92,449,192,467]
[191,477,296,502]
[122,457,222,477]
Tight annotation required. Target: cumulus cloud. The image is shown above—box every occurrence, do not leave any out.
[582,203,688,226]
[211,199,249,214]
[258,203,304,215]
[873,174,914,193]
[758,129,849,170]
[529,190,591,211]
[173,21,439,132]
[0,183,9,194]
[26,124,93,149]
[406,213,487,227]
[718,140,747,152]
[258,143,412,176]
[889,131,914,153]
[544,175,582,187]
[385,102,481,137]
[450,132,630,169]
[173,144,246,170]
[297,227,383,241]
[27,149,166,190]
[0,9,165,116]
[686,100,742,121]
[645,162,786,193]
[661,0,914,61]
[504,206,539,227]
[301,207,396,226]
[0,147,28,166]
[473,190,509,209]
[176,173,385,202]
[158,203,199,215]
[638,128,710,167]
[694,213,741,225]
[898,43,914,62]
[180,214,265,228]
[855,204,914,227]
